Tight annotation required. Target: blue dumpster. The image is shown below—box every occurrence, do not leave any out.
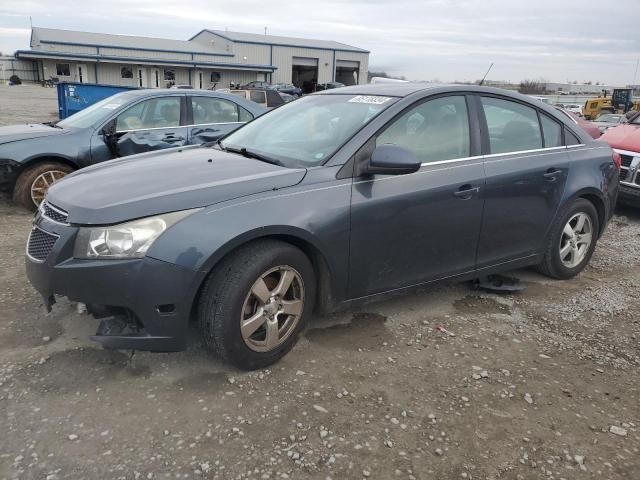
[56,82,140,119]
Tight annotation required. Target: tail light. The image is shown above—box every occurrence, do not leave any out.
[612,151,621,172]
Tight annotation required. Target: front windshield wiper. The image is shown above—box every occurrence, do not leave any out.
[42,122,63,129]
[223,145,285,167]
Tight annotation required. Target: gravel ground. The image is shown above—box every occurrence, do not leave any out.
[1,199,639,480]
[0,85,639,480]
[0,84,58,126]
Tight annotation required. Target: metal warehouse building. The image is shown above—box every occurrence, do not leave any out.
[15,27,369,91]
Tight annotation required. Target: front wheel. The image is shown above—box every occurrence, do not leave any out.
[13,162,73,210]
[198,240,316,370]
[537,198,599,279]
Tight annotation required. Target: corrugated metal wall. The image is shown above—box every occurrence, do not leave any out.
[0,57,39,82]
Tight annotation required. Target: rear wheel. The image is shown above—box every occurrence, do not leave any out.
[198,240,315,370]
[537,198,599,279]
[13,162,73,210]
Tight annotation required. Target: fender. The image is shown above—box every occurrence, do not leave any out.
[147,169,353,306]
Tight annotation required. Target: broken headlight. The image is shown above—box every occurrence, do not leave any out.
[74,209,200,259]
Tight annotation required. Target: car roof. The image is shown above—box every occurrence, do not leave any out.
[315,82,546,102]
[120,88,266,113]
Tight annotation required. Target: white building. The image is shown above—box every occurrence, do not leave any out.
[14,27,370,91]
[543,82,614,94]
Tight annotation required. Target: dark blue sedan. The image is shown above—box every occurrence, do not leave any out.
[26,83,619,370]
[0,89,265,209]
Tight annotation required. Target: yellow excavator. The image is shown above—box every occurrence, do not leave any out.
[583,88,640,119]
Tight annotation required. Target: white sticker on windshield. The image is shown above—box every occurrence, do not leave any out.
[102,103,122,109]
[348,95,392,105]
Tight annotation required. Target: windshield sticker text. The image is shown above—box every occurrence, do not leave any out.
[348,96,392,105]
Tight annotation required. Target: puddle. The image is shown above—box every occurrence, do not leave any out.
[305,312,390,348]
[454,295,512,315]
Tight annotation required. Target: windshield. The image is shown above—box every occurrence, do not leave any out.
[57,92,138,129]
[220,94,397,167]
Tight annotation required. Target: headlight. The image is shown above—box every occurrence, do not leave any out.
[73,209,200,259]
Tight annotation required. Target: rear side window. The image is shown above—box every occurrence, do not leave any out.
[192,96,240,124]
[540,114,562,147]
[377,95,470,163]
[250,91,266,104]
[239,106,253,122]
[481,97,542,154]
[564,129,580,146]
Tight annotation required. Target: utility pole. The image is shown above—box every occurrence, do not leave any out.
[633,57,639,87]
[264,27,268,36]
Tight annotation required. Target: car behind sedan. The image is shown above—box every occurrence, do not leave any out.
[26,84,619,370]
[0,89,265,210]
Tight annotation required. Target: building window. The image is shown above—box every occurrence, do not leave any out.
[164,69,176,81]
[121,66,133,79]
[56,63,70,76]
[210,72,221,83]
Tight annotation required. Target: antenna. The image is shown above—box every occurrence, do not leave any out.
[478,63,493,86]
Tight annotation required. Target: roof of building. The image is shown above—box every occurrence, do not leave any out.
[196,29,369,53]
[31,27,227,55]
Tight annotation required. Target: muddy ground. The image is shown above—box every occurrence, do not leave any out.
[0,85,639,480]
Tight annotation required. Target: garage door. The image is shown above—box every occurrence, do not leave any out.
[336,60,359,69]
[292,57,318,67]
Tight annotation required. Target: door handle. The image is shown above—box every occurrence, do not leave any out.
[453,185,480,199]
[163,135,185,143]
[543,169,562,181]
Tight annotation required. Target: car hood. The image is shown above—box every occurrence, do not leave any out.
[46,147,307,225]
[600,124,640,152]
[0,123,69,145]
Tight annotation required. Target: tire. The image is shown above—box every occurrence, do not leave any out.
[198,239,316,370]
[13,162,73,210]
[537,198,599,280]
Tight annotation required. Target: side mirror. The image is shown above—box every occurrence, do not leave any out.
[101,119,116,137]
[365,144,421,176]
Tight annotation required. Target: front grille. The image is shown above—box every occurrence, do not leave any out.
[620,154,633,169]
[41,201,68,223]
[27,227,58,262]
[620,168,629,182]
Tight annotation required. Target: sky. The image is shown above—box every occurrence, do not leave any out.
[1,0,639,85]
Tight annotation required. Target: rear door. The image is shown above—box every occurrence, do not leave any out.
[187,95,255,144]
[475,95,570,268]
[348,94,485,298]
[111,95,188,157]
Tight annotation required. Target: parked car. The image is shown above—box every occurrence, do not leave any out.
[0,89,265,210]
[240,81,274,90]
[26,84,619,370]
[554,107,601,139]
[279,92,296,103]
[563,104,583,116]
[229,89,285,109]
[591,113,627,133]
[273,83,303,97]
[315,82,345,91]
[600,111,640,206]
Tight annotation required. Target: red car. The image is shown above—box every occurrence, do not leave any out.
[600,112,640,206]
[555,107,601,139]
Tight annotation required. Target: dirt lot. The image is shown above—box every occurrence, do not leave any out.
[0,84,58,125]
[0,85,639,480]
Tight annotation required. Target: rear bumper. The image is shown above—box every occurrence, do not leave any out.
[25,214,199,352]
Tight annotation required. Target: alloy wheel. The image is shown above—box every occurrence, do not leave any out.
[30,170,68,206]
[240,266,304,352]
[559,212,593,268]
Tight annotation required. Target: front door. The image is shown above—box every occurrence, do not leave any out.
[77,64,88,83]
[348,95,485,298]
[109,95,188,157]
[475,95,569,267]
[187,95,253,144]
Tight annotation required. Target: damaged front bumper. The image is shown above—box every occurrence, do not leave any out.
[25,213,199,352]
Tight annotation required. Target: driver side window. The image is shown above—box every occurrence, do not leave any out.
[376,96,470,163]
[115,97,181,132]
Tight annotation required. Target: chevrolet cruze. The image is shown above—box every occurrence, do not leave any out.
[26,84,620,370]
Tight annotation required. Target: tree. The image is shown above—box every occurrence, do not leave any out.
[518,79,545,94]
